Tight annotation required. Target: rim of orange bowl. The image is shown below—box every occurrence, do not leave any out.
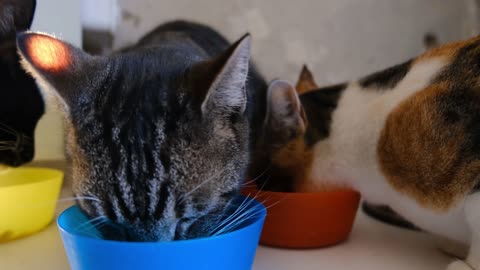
[242,186,360,197]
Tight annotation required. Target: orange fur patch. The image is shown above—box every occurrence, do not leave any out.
[416,36,480,62]
[377,83,480,211]
[270,135,313,191]
[26,34,71,72]
[266,78,320,192]
[295,65,319,95]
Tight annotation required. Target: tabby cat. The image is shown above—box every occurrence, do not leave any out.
[252,37,480,270]
[17,21,267,241]
[0,0,44,167]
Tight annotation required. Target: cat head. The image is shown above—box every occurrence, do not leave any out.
[250,66,315,192]
[17,32,251,241]
[250,66,344,192]
[0,0,44,167]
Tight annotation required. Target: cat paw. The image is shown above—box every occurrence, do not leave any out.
[446,260,474,270]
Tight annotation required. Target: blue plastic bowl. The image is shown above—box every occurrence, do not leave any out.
[57,196,266,270]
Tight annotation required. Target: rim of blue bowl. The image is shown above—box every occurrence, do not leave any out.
[57,196,266,246]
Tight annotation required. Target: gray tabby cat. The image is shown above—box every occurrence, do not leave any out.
[17,21,267,241]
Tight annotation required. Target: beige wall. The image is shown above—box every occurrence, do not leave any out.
[31,0,81,160]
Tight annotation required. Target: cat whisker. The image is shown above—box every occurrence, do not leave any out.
[210,186,286,236]
[21,134,33,142]
[209,194,252,234]
[213,197,282,236]
[246,174,271,195]
[210,191,264,235]
[0,123,32,148]
[74,215,108,232]
[0,123,20,136]
[178,167,227,204]
[0,141,16,146]
[213,206,263,236]
[75,219,110,239]
[242,165,271,188]
[57,196,103,204]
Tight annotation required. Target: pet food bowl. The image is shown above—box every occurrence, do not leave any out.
[0,167,63,242]
[57,195,266,270]
[242,185,360,248]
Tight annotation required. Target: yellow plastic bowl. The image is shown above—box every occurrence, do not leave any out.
[0,167,63,242]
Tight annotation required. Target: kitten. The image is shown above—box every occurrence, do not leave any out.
[253,37,480,270]
[17,20,267,241]
[0,0,44,167]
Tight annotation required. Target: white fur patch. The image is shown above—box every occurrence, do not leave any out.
[18,52,68,113]
[308,57,471,243]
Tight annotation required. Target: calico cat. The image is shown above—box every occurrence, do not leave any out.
[17,20,267,241]
[0,0,44,167]
[298,66,421,231]
[252,37,480,270]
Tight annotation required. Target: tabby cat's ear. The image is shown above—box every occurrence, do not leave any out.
[16,32,96,111]
[196,34,251,115]
[295,65,318,95]
[265,80,307,144]
[0,0,36,40]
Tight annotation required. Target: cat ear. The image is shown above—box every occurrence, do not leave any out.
[17,32,94,110]
[198,34,250,115]
[295,65,318,95]
[265,80,307,144]
[0,0,36,40]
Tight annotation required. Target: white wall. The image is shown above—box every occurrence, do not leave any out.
[114,0,479,84]
[81,0,118,32]
[31,0,82,160]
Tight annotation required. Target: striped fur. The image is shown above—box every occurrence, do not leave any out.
[17,21,267,242]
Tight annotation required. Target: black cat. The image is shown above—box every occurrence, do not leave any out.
[0,0,44,166]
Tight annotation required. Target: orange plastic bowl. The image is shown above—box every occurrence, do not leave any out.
[241,185,360,249]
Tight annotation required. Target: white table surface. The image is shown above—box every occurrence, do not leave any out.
[0,181,453,270]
